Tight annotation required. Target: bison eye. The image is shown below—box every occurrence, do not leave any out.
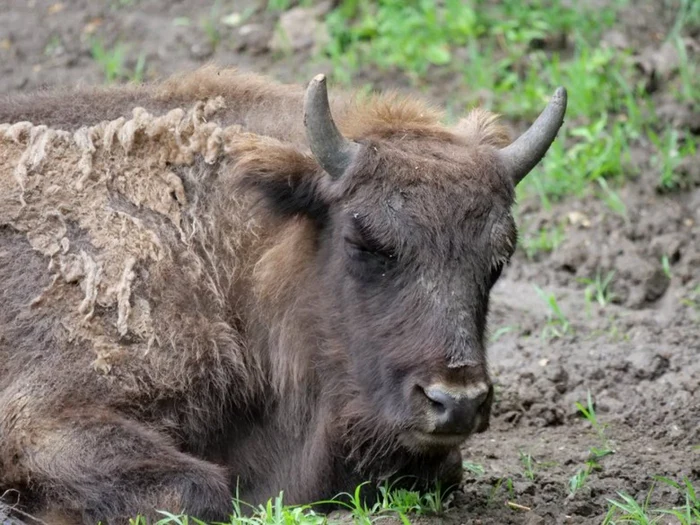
[489,258,509,287]
[345,237,395,264]
[344,214,396,269]
[490,263,503,286]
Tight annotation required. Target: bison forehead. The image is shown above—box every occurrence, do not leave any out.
[371,136,509,189]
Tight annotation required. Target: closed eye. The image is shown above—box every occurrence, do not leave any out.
[490,262,504,286]
[345,237,396,263]
[346,213,397,262]
[489,255,510,286]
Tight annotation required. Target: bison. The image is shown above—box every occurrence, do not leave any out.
[0,66,566,524]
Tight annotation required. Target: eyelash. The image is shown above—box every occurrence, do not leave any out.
[346,238,395,262]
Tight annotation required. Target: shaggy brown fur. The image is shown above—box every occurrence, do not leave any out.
[0,66,518,524]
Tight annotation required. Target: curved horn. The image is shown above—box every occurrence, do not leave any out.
[303,74,360,179]
[499,87,568,186]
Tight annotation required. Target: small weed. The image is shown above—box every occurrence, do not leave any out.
[569,452,608,496]
[668,29,700,105]
[575,390,610,444]
[578,270,616,311]
[596,178,628,220]
[534,285,571,339]
[603,476,700,525]
[44,35,63,57]
[602,488,655,523]
[201,2,222,50]
[569,466,591,495]
[519,450,536,480]
[654,476,700,525]
[488,477,515,506]
[374,479,448,517]
[569,391,614,496]
[521,223,565,260]
[661,254,673,280]
[651,129,698,192]
[90,39,147,84]
[90,39,127,84]
[463,461,485,477]
[490,325,515,343]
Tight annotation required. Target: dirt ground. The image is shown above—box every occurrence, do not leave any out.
[1,1,698,524]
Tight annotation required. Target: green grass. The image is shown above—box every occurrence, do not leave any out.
[314,0,698,208]
[463,460,486,476]
[567,391,616,496]
[533,285,571,339]
[127,481,451,525]
[578,270,617,312]
[520,222,565,260]
[90,38,146,84]
[603,476,700,525]
[200,0,224,50]
[518,450,536,481]
[650,129,699,192]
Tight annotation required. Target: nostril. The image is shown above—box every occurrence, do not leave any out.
[421,387,455,414]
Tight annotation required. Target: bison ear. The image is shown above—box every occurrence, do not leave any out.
[233,139,329,222]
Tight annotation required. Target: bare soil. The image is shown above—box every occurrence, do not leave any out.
[1,1,698,524]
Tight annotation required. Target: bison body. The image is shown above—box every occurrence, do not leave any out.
[0,67,565,523]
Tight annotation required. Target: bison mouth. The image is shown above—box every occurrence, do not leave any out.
[402,430,473,450]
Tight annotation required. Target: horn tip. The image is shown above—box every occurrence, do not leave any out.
[311,73,327,85]
[553,86,567,107]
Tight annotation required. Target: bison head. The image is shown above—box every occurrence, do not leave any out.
[245,75,566,454]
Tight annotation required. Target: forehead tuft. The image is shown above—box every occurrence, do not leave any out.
[336,91,447,139]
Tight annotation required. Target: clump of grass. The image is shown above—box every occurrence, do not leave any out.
[377,481,447,517]
[575,390,612,448]
[327,480,449,525]
[90,38,146,84]
[603,476,700,525]
[324,0,485,83]
[200,0,223,50]
[489,325,515,343]
[520,223,565,260]
[519,450,536,481]
[578,270,617,313]
[568,391,615,495]
[596,178,628,221]
[90,39,127,84]
[463,460,485,477]
[661,254,673,280]
[650,129,699,192]
[487,477,515,506]
[533,285,571,339]
[129,480,451,525]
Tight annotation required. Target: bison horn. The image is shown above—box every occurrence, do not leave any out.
[498,87,568,186]
[304,74,360,179]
